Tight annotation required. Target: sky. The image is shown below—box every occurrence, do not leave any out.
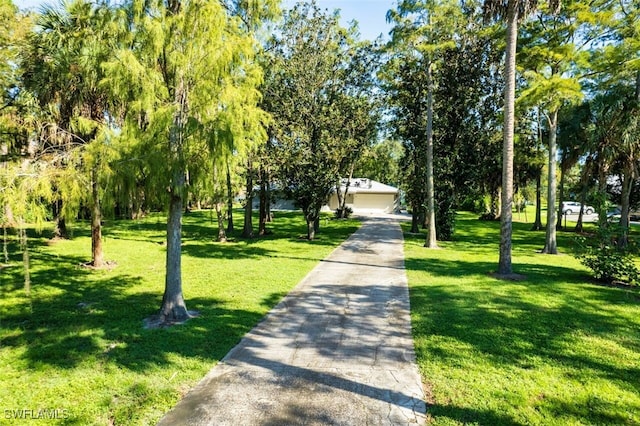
[16,0,395,41]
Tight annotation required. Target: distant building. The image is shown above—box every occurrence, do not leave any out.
[327,178,400,214]
[253,178,400,214]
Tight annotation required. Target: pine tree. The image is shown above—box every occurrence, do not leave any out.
[105,0,269,325]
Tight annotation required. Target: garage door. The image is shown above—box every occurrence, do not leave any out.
[354,194,395,213]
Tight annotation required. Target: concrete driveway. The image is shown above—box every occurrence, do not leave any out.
[157,216,426,425]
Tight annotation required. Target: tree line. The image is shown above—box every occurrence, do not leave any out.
[1,0,638,325]
[386,0,638,281]
[1,0,382,325]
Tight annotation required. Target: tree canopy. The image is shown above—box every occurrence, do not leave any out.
[1,0,639,312]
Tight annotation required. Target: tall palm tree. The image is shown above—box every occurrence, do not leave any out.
[22,0,116,267]
[389,0,463,249]
[483,0,559,275]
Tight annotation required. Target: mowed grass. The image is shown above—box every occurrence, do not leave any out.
[404,212,640,425]
[0,210,359,425]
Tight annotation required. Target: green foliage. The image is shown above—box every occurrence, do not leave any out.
[588,0,639,91]
[519,71,584,112]
[577,223,639,285]
[580,248,639,285]
[334,206,353,219]
[103,0,269,205]
[432,29,504,210]
[0,2,34,168]
[353,139,404,187]
[0,0,28,99]
[262,2,378,237]
[435,193,455,240]
[0,160,53,228]
[383,53,429,223]
[385,2,506,236]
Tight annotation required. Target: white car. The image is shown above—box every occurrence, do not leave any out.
[561,201,594,215]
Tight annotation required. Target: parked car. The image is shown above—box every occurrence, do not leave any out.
[605,207,640,222]
[561,201,594,215]
[607,207,621,220]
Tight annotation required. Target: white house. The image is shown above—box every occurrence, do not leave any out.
[327,178,400,214]
[252,178,400,214]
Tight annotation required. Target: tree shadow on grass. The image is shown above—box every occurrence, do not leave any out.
[404,255,640,423]
[2,210,360,375]
[542,394,640,425]
[104,210,359,258]
[180,240,275,260]
[403,214,584,256]
[426,403,523,426]
[1,250,278,372]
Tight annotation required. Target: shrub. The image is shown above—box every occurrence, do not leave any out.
[580,249,639,285]
[334,206,353,219]
[435,196,456,241]
[436,206,455,241]
[576,223,639,286]
[458,196,485,214]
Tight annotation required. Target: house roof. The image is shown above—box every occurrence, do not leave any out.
[340,178,399,194]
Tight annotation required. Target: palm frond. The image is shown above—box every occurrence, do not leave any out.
[483,0,560,22]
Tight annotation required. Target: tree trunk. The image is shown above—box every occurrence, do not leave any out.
[556,162,566,231]
[266,179,273,222]
[488,184,501,220]
[2,224,8,264]
[307,219,316,241]
[335,182,344,215]
[542,109,558,254]
[215,202,227,242]
[3,204,15,227]
[91,167,104,267]
[158,78,190,325]
[19,225,31,306]
[574,186,587,232]
[597,156,610,228]
[410,206,420,233]
[425,56,438,249]
[184,168,191,214]
[226,160,234,234]
[242,159,254,238]
[338,171,353,218]
[574,160,592,233]
[339,182,350,217]
[619,168,633,248]
[497,1,517,275]
[161,185,190,323]
[258,166,268,236]
[532,170,543,230]
[52,199,69,239]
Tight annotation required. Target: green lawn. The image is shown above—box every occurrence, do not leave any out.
[3,209,638,425]
[404,212,640,425]
[0,210,359,425]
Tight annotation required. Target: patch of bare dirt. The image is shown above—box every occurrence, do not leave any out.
[79,260,118,270]
[143,310,201,329]
[490,272,527,281]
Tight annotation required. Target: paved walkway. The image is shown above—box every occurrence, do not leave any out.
[158,216,426,425]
